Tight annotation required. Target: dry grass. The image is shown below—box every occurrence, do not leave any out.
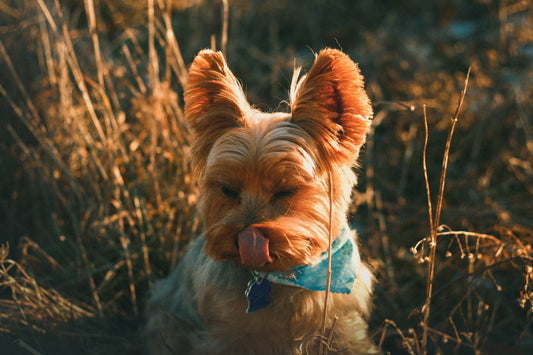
[1,0,532,354]
[1,0,199,352]
[0,243,93,333]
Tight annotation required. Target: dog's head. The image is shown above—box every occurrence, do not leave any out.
[184,48,372,272]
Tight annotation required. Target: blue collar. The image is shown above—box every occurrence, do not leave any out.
[245,224,357,313]
[263,224,356,293]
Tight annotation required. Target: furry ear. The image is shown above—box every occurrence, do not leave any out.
[184,49,250,174]
[291,48,372,168]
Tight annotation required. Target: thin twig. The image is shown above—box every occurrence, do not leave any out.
[38,12,56,87]
[421,103,435,354]
[0,40,41,123]
[374,100,416,111]
[148,0,159,90]
[70,212,103,317]
[161,3,188,88]
[320,171,335,354]
[325,316,338,352]
[133,195,153,287]
[435,67,471,228]
[421,68,471,354]
[221,0,229,57]
[14,339,43,355]
[35,0,58,32]
[83,0,104,88]
[422,105,434,235]
[120,234,138,316]
[378,319,416,355]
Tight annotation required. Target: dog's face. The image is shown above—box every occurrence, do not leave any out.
[184,49,372,272]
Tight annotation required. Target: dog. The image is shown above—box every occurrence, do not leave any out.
[145,48,377,354]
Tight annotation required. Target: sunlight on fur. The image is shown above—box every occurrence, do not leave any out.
[145,48,378,354]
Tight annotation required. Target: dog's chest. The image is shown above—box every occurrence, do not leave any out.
[191,254,322,344]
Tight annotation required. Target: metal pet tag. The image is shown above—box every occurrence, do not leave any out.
[245,274,271,313]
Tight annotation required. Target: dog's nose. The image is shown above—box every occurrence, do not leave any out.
[241,194,268,225]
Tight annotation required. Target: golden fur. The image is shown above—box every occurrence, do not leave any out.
[145,48,378,354]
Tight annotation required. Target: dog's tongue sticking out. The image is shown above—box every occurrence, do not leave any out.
[238,227,272,268]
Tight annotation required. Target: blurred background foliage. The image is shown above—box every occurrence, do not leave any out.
[0,0,532,354]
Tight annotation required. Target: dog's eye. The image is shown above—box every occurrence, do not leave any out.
[273,187,298,200]
[221,185,240,199]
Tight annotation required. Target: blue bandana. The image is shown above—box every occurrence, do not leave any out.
[245,224,357,313]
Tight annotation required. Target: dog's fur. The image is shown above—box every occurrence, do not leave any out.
[145,48,377,354]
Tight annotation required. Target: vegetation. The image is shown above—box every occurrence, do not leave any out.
[1,0,532,353]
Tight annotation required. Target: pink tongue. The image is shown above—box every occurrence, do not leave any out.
[238,227,272,268]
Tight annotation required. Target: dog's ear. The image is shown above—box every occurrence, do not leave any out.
[184,50,249,174]
[291,48,372,168]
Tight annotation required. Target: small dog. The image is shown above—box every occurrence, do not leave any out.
[145,48,377,354]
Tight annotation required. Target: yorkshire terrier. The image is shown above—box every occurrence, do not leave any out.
[145,48,377,354]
